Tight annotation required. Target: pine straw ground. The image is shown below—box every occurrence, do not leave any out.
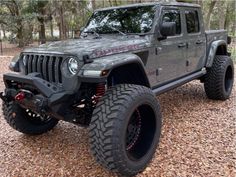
[0,56,235,177]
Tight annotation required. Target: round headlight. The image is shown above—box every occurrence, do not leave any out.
[68,57,79,75]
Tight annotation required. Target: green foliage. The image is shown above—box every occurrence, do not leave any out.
[0,1,33,31]
[0,0,235,45]
[0,0,36,46]
[230,46,236,61]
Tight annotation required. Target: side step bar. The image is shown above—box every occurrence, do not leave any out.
[153,69,207,95]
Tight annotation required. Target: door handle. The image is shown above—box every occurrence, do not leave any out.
[196,40,203,44]
[178,43,186,48]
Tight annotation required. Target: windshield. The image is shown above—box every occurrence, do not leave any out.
[84,5,156,34]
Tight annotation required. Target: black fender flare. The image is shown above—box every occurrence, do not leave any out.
[206,40,227,68]
[79,53,150,87]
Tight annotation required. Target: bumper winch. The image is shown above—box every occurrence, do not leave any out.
[0,72,72,120]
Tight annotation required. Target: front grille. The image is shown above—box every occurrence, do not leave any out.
[23,54,63,83]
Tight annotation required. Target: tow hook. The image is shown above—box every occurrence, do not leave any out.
[15,89,33,101]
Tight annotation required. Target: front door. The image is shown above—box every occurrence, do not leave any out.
[155,8,186,85]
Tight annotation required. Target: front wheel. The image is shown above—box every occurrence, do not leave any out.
[89,84,162,176]
[2,101,58,135]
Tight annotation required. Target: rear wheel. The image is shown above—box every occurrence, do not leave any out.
[89,84,162,176]
[204,55,234,100]
[2,101,58,135]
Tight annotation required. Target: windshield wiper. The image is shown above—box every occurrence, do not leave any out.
[106,25,127,36]
[83,29,101,38]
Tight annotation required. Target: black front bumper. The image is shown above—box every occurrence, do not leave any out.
[1,72,73,120]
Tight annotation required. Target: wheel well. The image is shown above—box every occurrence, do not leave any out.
[216,45,227,55]
[107,63,150,88]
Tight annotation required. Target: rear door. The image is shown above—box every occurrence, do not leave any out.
[184,8,206,72]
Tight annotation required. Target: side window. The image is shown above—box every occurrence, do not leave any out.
[162,10,181,35]
[185,10,200,33]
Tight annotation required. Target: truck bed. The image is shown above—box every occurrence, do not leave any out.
[205,29,227,49]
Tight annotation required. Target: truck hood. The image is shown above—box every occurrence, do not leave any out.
[24,36,150,59]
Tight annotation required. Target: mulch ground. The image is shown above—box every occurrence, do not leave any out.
[0,56,235,177]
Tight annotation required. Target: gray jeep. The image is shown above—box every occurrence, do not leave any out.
[1,2,234,176]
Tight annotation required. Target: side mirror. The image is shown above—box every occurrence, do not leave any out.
[160,22,176,37]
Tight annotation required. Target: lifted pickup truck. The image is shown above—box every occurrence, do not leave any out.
[1,2,234,176]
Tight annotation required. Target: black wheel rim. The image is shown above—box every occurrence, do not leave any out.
[126,109,141,151]
[224,66,233,93]
[125,104,156,161]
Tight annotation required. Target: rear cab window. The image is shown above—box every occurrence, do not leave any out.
[185,10,200,34]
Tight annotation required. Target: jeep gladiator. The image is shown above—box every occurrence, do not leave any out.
[0,2,234,176]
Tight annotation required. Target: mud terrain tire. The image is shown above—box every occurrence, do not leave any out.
[2,101,58,135]
[204,55,234,100]
[89,84,162,176]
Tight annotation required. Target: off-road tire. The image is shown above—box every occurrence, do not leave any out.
[204,55,234,100]
[2,101,58,135]
[89,84,162,176]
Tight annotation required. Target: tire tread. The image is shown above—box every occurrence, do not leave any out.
[89,84,161,176]
[204,55,234,100]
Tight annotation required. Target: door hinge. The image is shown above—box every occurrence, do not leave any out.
[186,60,190,66]
[155,48,158,55]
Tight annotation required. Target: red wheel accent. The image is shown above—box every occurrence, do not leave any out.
[126,109,142,151]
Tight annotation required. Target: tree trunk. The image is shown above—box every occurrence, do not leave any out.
[82,8,85,26]
[50,19,54,38]
[113,0,118,6]
[58,23,62,39]
[38,16,46,44]
[37,1,47,44]
[10,1,24,47]
[233,20,236,36]
[50,21,54,38]
[198,0,203,8]
[91,0,96,10]
[205,0,217,30]
[224,1,231,30]
[1,25,6,38]
[218,1,227,30]
[39,20,46,44]
[108,0,112,6]
[28,24,33,44]
[59,5,66,39]
[17,26,24,48]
